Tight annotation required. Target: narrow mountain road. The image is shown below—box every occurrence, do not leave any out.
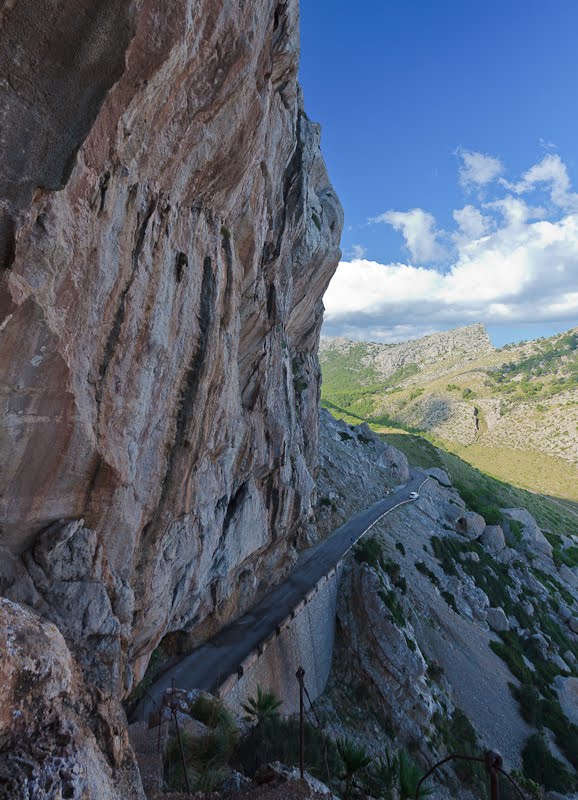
[131,470,427,722]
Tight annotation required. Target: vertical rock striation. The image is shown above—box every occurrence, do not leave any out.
[0,0,342,704]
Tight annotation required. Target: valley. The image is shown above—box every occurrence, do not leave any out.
[320,324,578,501]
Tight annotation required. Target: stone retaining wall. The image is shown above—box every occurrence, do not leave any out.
[217,567,341,715]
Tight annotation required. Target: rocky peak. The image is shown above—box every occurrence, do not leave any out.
[320,323,494,379]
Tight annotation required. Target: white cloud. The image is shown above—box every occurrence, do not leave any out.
[453,205,491,239]
[351,243,367,259]
[373,208,445,262]
[539,137,557,151]
[457,149,504,190]
[505,154,578,211]
[323,213,578,342]
[326,151,578,342]
[483,196,546,227]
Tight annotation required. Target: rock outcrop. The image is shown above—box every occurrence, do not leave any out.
[0,0,342,704]
[502,508,554,560]
[0,598,143,800]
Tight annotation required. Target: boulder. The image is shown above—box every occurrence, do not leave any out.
[558,563,578,591]
[480,525,506,554]
[549,653,571,673]
[456,511,486,540]
[502,509,553,560]
[569,617,578,635]
[554,676,578,727]
[426,467,452,487]
[487,607,509,632]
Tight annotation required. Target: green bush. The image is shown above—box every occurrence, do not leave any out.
[234,716,340,781]
[440,589,458,612]
[355,536,385,570]
[426,661,444,682]
[521,733,576,792]
[415,560,440,587]
[490,634,533,685]
[378,589,405,626]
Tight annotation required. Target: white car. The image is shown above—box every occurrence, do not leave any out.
[409,491,419,500]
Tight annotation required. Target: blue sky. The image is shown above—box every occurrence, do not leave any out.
[300,1,578,346]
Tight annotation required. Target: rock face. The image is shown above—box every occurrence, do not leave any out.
[502,509,553,560]
[554,676,578,727]
[0,0,342,696]
[314,410,410,538]
[480,525,506,554]
[0,598,143,800]
[337,560,437,744]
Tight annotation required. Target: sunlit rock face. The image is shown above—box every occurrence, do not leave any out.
[0,0,343,695]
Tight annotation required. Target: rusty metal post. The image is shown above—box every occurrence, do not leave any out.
[296,666,305,780]
[485,751,503,800]
[173,708,191,796]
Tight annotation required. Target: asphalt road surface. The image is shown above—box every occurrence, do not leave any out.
[131,469,427,722]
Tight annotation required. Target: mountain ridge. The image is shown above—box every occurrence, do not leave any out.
[320,323,578,497]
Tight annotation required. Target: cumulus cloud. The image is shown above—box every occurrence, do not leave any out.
[453,205,492,239]
[504,154,578,211]
[373,208,445,262]
[457,148,504,190]
[323,213,578,342]
[325,151,578,342]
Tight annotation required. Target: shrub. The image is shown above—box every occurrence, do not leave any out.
[426,661,444,682]
[241,685,282,726]
[337,737,372,799]
[355,537,384,570]
[398,749,433,799]
[521,733,575,792]
[378,589,406,626]
[489,634,533,685]
[510,683,542,727]
[234,716,340,781]
[415,560,440,587]
[441,589,458,613]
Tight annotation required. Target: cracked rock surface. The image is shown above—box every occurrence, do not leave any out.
[0,0,342,700]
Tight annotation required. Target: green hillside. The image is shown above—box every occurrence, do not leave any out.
[320,325,578,501]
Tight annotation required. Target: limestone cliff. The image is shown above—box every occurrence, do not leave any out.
[0,0,342,708]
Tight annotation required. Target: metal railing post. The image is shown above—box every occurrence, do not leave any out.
[415,750,526,800]
[172,707,191,796]
[485,751,502,800]
[296,666,305,779]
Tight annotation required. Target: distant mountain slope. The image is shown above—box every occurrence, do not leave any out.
[320,324,578,498]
